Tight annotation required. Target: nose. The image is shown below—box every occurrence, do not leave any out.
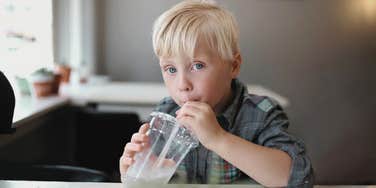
[177,72,193,92]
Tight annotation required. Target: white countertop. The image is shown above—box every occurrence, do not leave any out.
[13,95,69,128]
[60,82,290,107]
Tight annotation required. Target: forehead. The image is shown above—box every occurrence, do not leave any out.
[160,39,218,62]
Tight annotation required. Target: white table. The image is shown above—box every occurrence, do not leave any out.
[0,180,375,188]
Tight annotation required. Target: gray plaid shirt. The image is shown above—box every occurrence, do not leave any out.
[152,79,314,187]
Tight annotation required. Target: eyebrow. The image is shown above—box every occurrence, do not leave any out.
[192,58,204,61]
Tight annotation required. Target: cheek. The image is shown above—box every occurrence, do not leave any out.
[196,80,221,104]
[163,76,181,104]
[162,76,174,92]
[197,72,232,105]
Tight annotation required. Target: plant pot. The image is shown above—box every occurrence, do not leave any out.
[33,80,54,97]
[52,73,62,94]
[56,65,71,83]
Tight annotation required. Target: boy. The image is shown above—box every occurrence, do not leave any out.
[119,0,313,187]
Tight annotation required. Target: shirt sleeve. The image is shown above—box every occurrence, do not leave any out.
[256,102,314,187]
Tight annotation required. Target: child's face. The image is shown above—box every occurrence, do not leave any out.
[159,40,241,113]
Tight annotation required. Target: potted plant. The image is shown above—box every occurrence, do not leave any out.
[55,61,71,83]
[30,68,56,97]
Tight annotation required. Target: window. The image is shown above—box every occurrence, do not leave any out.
[0,0,53,78]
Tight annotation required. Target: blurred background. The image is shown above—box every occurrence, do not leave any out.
[0,0,375,185]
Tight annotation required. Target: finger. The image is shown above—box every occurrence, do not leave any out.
[182,101,202,110]
[122,141,137,158]
[123,155,135,166]
[119,156,127,175]
[124,143,143,153]
[122,149,136,158]
[119,156,134,174]
[177,104,199,118]
[186,101,214,114]
[177,115,195,132]
[162,159,176,167]
[131,133,149,143]
[184,101,209,109]
[176,101,201,116]
[139,123,149,134]
[119,156,135,174]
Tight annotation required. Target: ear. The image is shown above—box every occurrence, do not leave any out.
[230,52,242,78]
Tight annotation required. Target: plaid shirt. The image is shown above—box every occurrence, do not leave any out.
[152,79,314,187]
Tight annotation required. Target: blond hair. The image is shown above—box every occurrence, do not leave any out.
[152,0,240,62]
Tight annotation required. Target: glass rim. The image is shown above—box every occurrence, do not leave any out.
[150,111,178,125]
[149,111,199,147]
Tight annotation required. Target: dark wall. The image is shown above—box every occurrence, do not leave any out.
[88,0,375,184]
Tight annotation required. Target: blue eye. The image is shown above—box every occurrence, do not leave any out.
[167,67,177,74]
[193,63,204,70]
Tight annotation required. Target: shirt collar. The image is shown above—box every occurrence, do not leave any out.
[217,79,248,131]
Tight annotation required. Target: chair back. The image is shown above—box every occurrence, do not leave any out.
[0,71,16,133]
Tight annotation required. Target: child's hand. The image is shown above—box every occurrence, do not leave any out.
[176,101,225,150]
[119,123,149,180]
